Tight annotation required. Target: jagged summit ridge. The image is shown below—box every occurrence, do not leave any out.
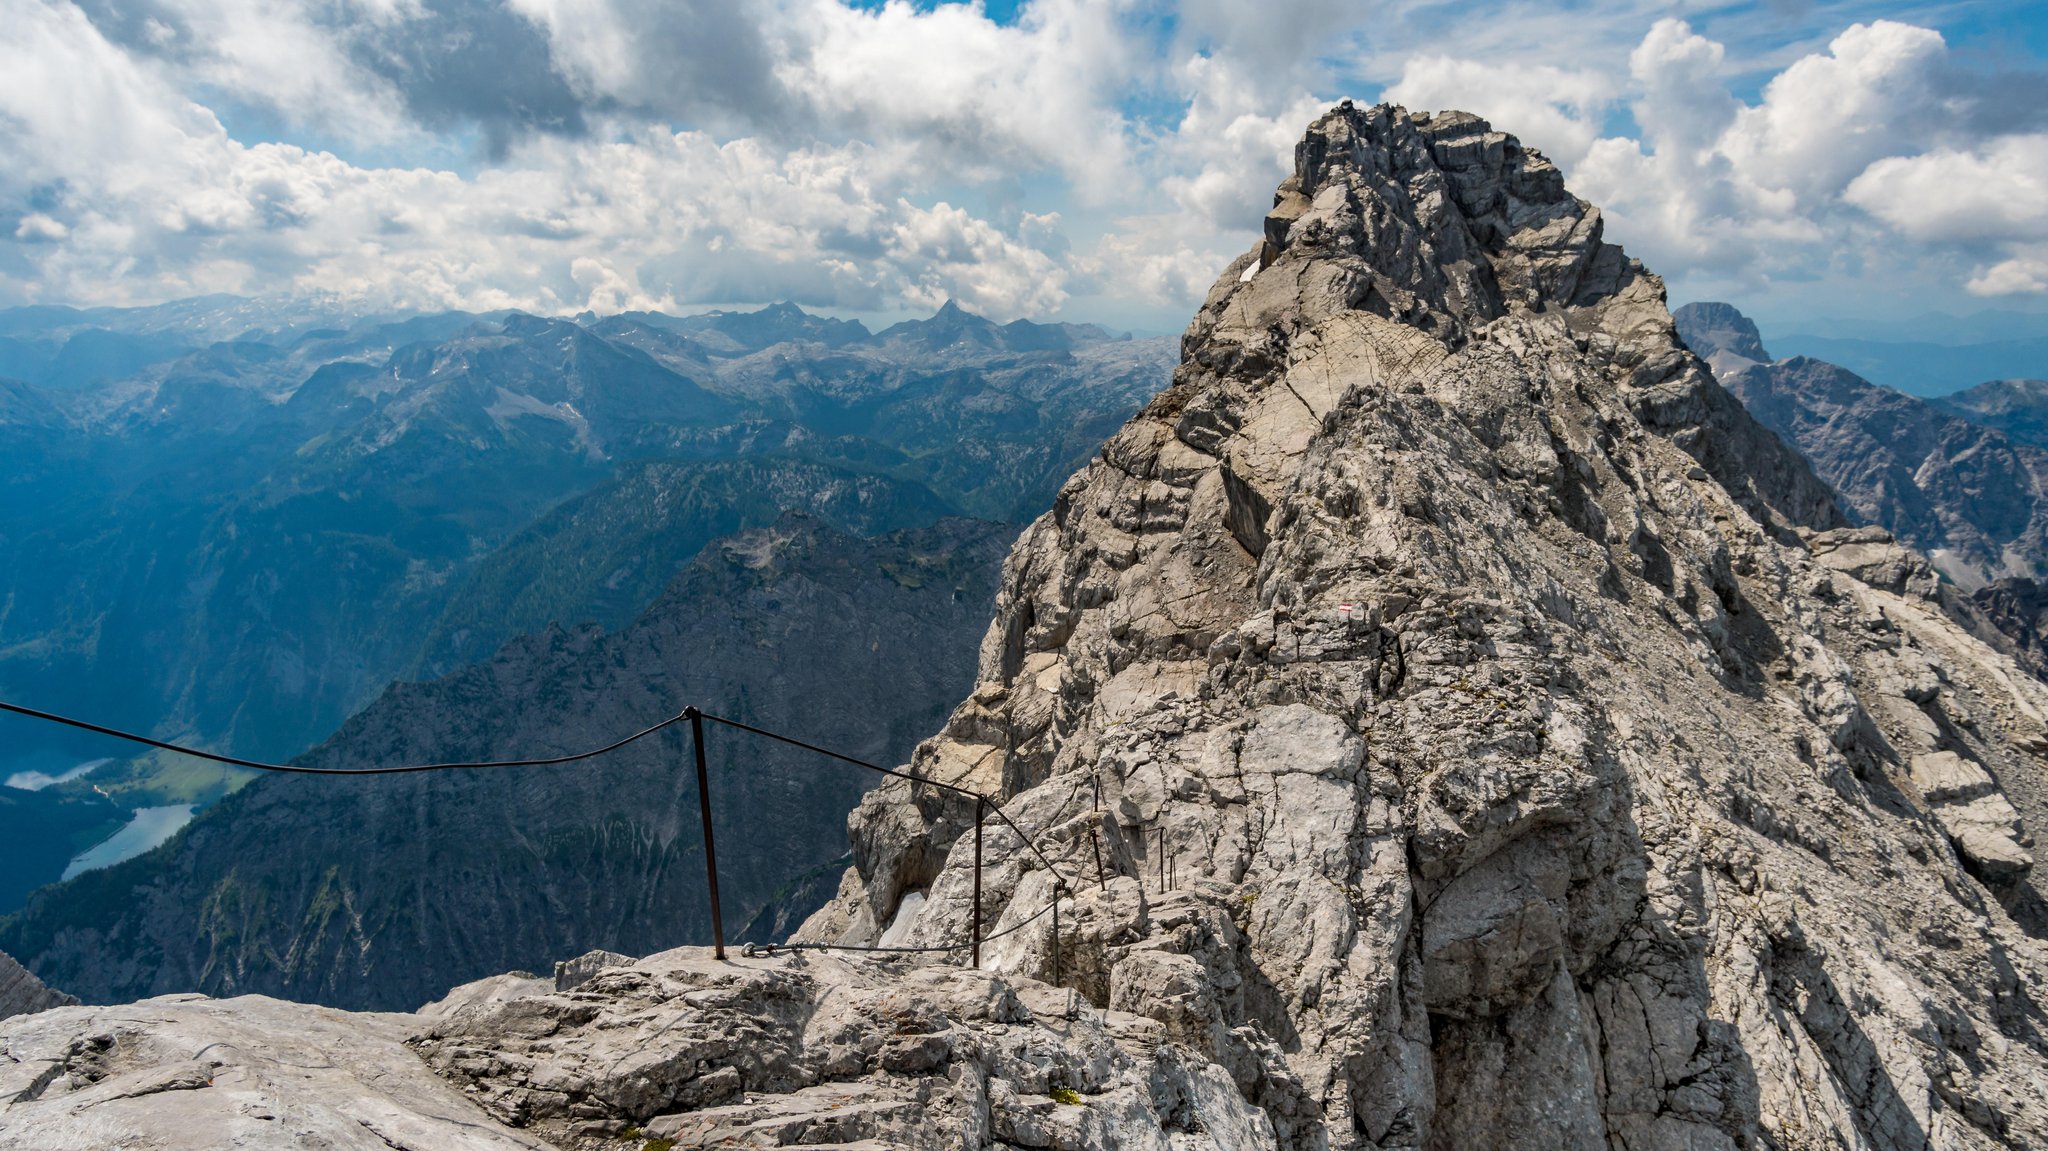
[790,103,2048,1148]
[1243,106,1597,338]
[1189,104,1839,540]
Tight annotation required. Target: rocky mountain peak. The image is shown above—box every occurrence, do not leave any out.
[1185,104,1840,541]
[1233,105,1629,341]
[1672,301,1772,368]
[780,103,2048,1147]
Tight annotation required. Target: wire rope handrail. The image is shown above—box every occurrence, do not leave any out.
[0,696,1083,981]
[0,699,691,774]
[697,709,1077,890]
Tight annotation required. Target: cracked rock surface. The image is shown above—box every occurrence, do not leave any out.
[412,948,1276,1150]
[6,948,1279,1151]
[0,994,552,1150]
[793,103,2048,1148]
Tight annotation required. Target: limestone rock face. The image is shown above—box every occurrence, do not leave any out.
[792,104,2048,1148]
[0,948,1285,1151]
[412,948,1276,1150]
[0,952,73,1023]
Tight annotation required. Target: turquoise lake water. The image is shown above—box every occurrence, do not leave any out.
[62,804,196,880]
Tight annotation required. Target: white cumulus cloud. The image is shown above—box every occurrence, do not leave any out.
[1845,133,2048,298]
[1383,56,1612,166]
[2,0,2046,328]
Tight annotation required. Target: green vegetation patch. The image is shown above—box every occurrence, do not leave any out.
[80,751,256,807]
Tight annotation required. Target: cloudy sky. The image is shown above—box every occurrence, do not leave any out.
[2,0,2045,333]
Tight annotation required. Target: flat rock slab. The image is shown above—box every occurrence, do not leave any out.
[0,995,552,1151]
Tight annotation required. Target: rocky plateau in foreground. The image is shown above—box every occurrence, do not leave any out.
[6,103,2048,1150]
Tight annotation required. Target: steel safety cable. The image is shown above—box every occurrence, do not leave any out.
[0,699,693,775]
[699,710,1079,891]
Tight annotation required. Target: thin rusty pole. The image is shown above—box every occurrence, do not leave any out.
[1051,883,1062,987]
[1156,826,1165,892]
[1090,823,1106,891]
[971,796,985,969]
[687,707,725,960]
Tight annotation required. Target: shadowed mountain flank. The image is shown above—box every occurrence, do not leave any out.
[0,517,1012,1011]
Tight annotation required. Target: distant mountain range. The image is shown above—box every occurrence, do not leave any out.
[0,298,1172,914]
[1677,303,2048,585]
[1676,302,2048,670]
[1764,333,2048,397]
[1931,378,2048,449]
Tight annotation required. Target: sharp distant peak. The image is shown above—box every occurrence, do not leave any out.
[927,299,997,326]
[1672,301,1772,367]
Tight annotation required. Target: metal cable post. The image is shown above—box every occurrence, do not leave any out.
[687,707,725,960]
[1090,823,1106,891]
[1051,881,1062,987]
[971,796,985,969]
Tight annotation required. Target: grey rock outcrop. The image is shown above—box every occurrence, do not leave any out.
[412,948,1276,1150]
[784,104,2048,1148]
[1907,750,2034,880]
[0,952,72,1022]
[1972,575,2048,669]
[1,947,1277,1151]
